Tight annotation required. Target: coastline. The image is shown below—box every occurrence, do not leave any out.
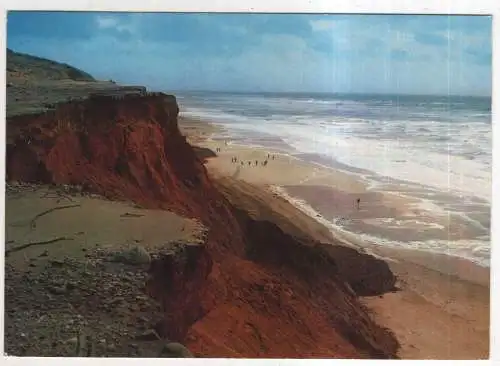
[5,48,490,360]
[179,115,490,359]
[6,90,401,358]
[180,115,490,269]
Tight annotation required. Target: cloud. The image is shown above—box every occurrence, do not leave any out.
[94,14,137,39]
[414,32,449,46]
[465,47,492,66]
[310,19,338,32]
[7,11,94,39]
[96,15,119,29]
[390,49,410,61]
[6,12,492,96]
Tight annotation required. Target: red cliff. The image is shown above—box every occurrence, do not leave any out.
[6,93,399,358]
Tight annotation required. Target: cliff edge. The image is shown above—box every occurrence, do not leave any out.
[5,52,399,358]
[6,91,399,358]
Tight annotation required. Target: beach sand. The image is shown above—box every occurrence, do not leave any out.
[179,116,491,359]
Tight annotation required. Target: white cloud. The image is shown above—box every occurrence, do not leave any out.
[13,14,490,96]
[310,19,338,32]
[96,16,118,29]
[95,15,134,33]
[220,24,248,35]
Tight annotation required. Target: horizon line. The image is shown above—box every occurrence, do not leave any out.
[165,88,493,99]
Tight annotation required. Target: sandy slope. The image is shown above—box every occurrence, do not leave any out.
[4,182,205,357]
[5,184,204,262]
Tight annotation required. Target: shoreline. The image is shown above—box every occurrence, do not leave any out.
[179,115,491,270]
[179,114,490,359]
[6,48,490,359]
[3,91,489,358]
[272,184,490,271]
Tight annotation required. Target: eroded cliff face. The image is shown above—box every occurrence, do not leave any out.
[6,93,399,358]
[8,95,208,212]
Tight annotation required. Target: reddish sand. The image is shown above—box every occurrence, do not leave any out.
[6,94,400,358]
[362,247,490,359]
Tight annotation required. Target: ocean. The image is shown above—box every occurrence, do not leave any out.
[175,91,492,267]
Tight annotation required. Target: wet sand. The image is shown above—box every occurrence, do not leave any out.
[179,115,491,359]
[284,184,486,243]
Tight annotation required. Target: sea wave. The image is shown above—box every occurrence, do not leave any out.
[179,92,491,203]
[269,185,490,267]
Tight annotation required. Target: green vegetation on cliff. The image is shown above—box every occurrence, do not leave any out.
[7,48,95,82]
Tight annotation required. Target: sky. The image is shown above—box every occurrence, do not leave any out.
[7,12,492,96]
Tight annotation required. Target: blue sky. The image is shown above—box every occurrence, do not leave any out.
[7,12,492,96]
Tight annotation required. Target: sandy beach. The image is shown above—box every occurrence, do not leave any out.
[179,115,491,359]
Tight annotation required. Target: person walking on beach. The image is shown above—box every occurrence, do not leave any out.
[255,160,258,166]
[248,161,251,166]
[356,198,361,210]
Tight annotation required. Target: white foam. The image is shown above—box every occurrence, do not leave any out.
[363,217,446,230]
[273,124,491,203]
[356,233,491,267]
[409,197,450,217]
[181,103,491,204]
[180,95,491,266]
[269,185,364,251]
[270,185,490,268]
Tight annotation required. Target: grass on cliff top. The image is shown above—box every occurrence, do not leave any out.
[7,48,95,82]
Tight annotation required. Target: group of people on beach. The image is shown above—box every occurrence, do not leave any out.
[231,157,268,167]
[215,142,277,168]
[229,152,276,168]
[217,142,362,210]
[215,141,229,153]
